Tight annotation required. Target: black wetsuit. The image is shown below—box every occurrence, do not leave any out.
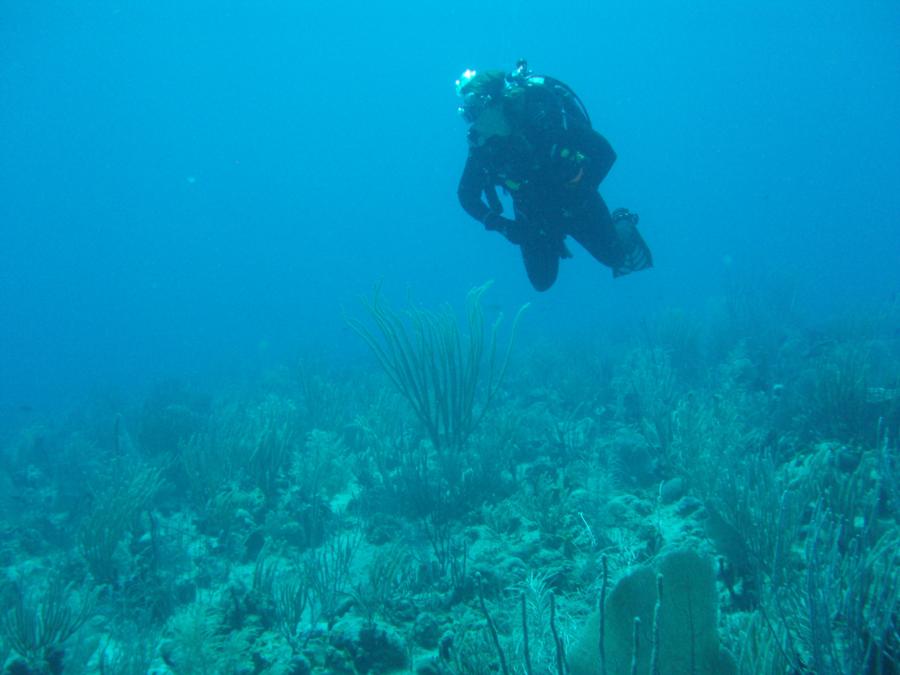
[457,83,651,291]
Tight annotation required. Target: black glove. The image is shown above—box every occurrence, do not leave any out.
[483,211,514,232]
[484,212,528,245]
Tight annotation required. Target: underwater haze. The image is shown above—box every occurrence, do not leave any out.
[0,1,899,674]
[2,0,897,408]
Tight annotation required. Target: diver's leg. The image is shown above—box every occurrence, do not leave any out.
[512,199,562,291]
[520,239,560,292]
[567,192,624,268]
[568,193,653,276]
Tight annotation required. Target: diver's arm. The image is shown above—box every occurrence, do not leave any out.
[577,127,616,186]
[526,125,616,190]
[458,154,518,238]
[457,154,494,223]
[519,90,616,188]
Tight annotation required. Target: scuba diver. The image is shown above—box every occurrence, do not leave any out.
[456,61,653,291]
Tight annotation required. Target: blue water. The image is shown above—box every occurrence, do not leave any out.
[2,0,899,409]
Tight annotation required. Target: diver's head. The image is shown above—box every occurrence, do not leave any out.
[455,69,506,123]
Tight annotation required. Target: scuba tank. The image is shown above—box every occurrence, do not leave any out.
[505,58,593,129]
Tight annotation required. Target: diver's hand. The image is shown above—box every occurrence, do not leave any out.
[484,212,527,245]
[483,212,515,232]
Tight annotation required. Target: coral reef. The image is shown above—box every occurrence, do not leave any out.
[0,288,897,674]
